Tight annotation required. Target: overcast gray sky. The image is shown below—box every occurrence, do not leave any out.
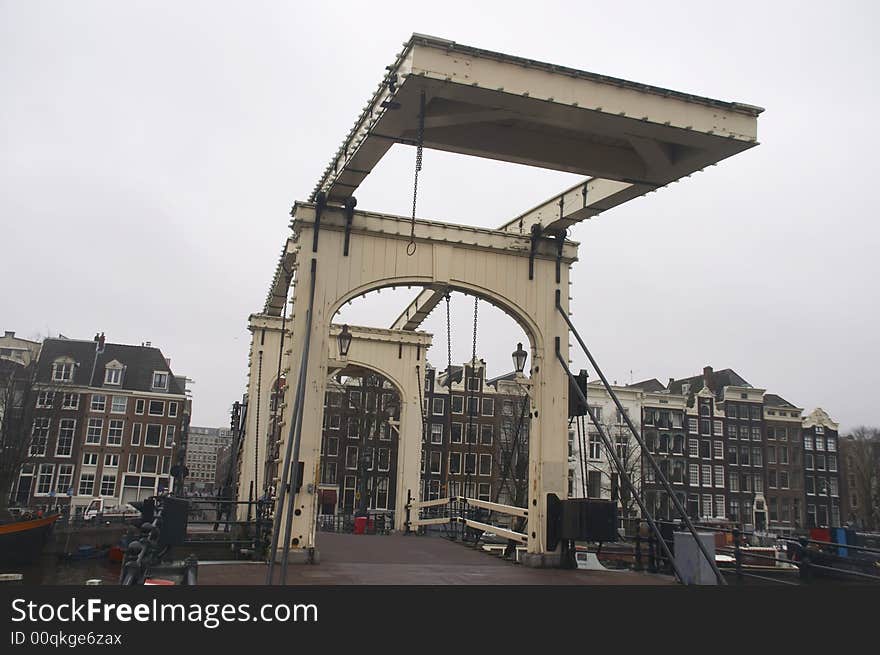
[2,1,878,431]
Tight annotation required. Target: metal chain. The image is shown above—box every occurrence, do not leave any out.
[464,296,479,498]
[407,90,426,256]
[445,293,452,377]
[471,296,478,364]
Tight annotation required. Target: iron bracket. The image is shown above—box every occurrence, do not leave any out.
[343,196,357,256]
[312,191,327,253]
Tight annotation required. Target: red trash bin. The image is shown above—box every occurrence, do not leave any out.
[354,516,367,534]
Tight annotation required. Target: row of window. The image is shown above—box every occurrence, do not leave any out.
[424,422,496,446]
[51,360,169,391]
[36,392,178,417]
[81,451,171,475]
[421,480,491,502]
[803,434,836,451]
[424,396,498,417]
[30,418,175,455]
[421,450,493,476]
[18,462,170,498]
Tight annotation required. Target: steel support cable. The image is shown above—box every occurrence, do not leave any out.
[576,414,588,497]
[554,346,684,584]
[266,259,316,585]
[554,291,726,585]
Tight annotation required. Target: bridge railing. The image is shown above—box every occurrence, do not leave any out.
[604,518,880,585]
[405,493,529,547]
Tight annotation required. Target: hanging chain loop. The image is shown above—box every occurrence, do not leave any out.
[407,90,426,256]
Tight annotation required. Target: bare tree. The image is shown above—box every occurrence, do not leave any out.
[597,420,641,518]
[843,426,880,531]
[0,358,38,515]
[495,393,530,510]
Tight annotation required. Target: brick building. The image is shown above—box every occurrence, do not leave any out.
[10,334,188,516]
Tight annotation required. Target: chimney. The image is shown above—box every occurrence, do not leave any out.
[94,333,100,342]
[98,332,105,351]
[165,358,171,367]
[668,377,674,390]
[703,365,713,390]
[4,331,14,339]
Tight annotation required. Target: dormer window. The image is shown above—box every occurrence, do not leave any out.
[152,371,169,390]
[104,361,124,386]
[52,358,75,382]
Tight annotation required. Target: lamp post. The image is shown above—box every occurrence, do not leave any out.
[512,342,528,375]
[337,325,352,357]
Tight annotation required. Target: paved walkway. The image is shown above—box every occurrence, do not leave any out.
[198,533,676,585]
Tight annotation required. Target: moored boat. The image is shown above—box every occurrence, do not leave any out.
[0,514,61,566]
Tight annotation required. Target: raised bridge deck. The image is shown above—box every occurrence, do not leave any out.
[198,533,675,585]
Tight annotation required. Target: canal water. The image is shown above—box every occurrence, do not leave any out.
[7,554,121,585]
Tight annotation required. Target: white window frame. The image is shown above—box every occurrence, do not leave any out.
[165,425,175,448]
[148,400,165,417]
[62,393,79,410]
[78,472,96,496]
[104,454,119,468]
[52,361,74,382]
[91,394,106,412]
[430,423,443,444]
[168,401,178,418]
[100,473,117,497]
[29,418,50,456]
[479,453,492,476]
[82,452,98,467]
[107,419,124,446]
[151,371,169,391]
[86,418,103,445]
[55,464,74,496]
[144,424,162,447]
[432,397,445,416]
[55,418,76,457]
[105,367,122,385]
[36,391,55,408]
[111,395,127,414]
[35,463,55,496]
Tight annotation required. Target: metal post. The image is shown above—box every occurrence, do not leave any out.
[405,489,412,534]
[280,258,319,584]
[266,258,316,585]
[648,534,657,573]
[798,537,812,583]
[733,528,743,583]
[634,530,643,571]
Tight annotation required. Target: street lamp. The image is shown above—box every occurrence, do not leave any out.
[338,324,352,357]
[512,342,528,374]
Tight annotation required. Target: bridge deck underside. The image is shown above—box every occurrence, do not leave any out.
[199,533,674,585]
